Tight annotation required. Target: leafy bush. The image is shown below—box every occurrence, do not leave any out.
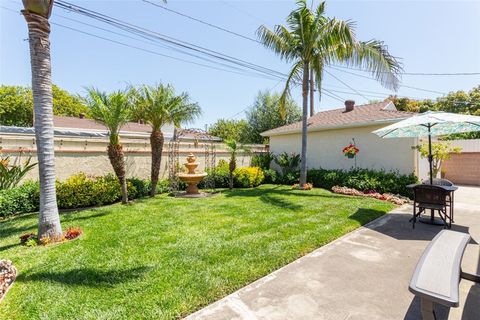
[0,156,37,190]
[263,168,279,184]
[233,167,265,188]
[0,181,39,217]
[307,168,418,198]
[0,173,158,218]
[251,152,274,170]
[274,152,300,176]
[127,178,150,199]
[200,160,230,189]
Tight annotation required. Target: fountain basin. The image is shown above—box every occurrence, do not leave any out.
[178,172,207,194]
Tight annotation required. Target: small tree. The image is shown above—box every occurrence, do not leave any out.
[85,88,132,204]
[415,142,462,178]
[224,139,250,190]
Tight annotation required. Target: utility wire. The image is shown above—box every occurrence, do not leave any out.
[144,0,480,77]
[0,5,279,80]
[328,66,446,95]
[324,69,370,101]
[142,0,262,44]
[54,0,288,80]
[332,65,480,76]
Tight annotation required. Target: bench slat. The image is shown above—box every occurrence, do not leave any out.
[409,230,471,307]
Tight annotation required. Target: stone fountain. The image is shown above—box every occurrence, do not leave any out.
[177,153,208,195]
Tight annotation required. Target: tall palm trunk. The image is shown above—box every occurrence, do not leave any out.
[299,62,310,187]
[107,143,128,204]
[149,130,164,196]
[309,68,315,117]
[22,10,62,239]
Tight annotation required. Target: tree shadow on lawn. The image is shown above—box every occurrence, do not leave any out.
[223,186,349,200]
[17,266,152,287]
[223,187,375,211]
[61,210,110,222]
[348,208,390,226]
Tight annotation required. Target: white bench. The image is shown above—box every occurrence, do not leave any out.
[409,230,471,320]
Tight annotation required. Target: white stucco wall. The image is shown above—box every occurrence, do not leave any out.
[268,124,418,175]
[0,134,264,181]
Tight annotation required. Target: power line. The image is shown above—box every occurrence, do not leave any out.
[54,0,288,81]
[0,5,281,80]
[324,69,370,101]
[328,66,447,95]
[332,65,480,76]
[142,0,262,44]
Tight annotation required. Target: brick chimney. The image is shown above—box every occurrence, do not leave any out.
[345,100,355,112]
[79,113,85,119]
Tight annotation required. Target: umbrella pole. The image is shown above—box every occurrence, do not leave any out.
[428,125,433,184]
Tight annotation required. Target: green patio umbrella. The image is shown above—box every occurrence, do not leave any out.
[372,111,480,184]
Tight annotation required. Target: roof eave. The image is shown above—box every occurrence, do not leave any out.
[261,117,412,137]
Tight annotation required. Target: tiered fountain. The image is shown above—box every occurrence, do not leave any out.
[177,153,208,196]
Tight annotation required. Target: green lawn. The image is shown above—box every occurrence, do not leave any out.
[0,185,394,319]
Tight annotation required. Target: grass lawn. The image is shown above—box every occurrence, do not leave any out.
[0,185,394,319]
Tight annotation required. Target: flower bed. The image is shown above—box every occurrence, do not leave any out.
[0,260,16,303]
[331,186,410,205]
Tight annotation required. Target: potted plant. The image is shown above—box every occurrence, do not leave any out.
[342,143,359,159]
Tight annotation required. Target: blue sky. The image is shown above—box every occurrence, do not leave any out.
[1,0,479,128]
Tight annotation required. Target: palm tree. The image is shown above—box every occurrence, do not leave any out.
[257,0,402,188]
[85,89,132,204]
[133,84,201,197]
[21,0,62,239]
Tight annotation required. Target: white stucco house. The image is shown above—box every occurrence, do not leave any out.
[261,100,428,178]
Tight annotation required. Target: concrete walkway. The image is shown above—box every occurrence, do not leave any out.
[186,186,480,320]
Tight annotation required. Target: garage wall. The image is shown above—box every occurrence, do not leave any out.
[443,139,480,186]
[268,124,417,175]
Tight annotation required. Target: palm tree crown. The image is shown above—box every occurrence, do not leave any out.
[85,88,132,145]
[133,84,201,131]
[257,0,402,113]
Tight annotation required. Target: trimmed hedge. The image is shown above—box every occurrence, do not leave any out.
[199,160,265,189]
[0,181,39,217]
[233,167,264,188]
[307,168,418,198]
[0,173,158,218]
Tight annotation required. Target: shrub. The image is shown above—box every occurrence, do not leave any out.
[0,181,39,217]
[263,169,279,184]
[127,178,150,199]
[0,155,37,190]
[155,179,171,194]
[307,168,418,198]
[274,152,300,176]
[0,173,154,218]
[251,152,274,170]
[233,167,265,188]
[199,160,230,189]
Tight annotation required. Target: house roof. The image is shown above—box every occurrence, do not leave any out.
[261,101,413,137]
[54,115,153,133]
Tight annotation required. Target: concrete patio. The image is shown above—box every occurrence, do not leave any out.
[186,186,480,320]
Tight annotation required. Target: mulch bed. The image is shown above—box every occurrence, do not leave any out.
[331,186,410,205]
[0,260,17,303]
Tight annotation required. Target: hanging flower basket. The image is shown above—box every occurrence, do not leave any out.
[342,143,359,158]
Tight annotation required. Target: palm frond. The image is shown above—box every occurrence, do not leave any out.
[347,40,403,90]
[84,87,132,144]
[133,84,201,131]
